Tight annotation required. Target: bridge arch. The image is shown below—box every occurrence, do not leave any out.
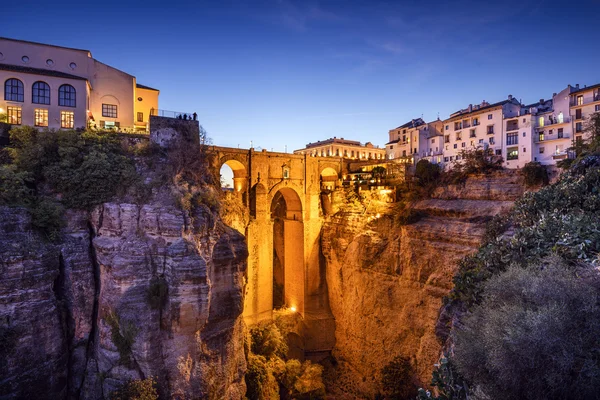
[270,186,305,314]
[219,157,248,193]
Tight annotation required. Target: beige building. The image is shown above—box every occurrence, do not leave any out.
[0,37,158,131]
[294,137,386,160]
[386,118,444,165]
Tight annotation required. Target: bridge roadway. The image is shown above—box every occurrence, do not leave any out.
[208,146,342,356]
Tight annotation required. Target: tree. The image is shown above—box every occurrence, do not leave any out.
[381,355,419,399]
[414,159,441,186]
[453,261,600,400]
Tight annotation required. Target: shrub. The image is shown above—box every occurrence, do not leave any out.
[381,355,419,399]
[520,161,549,187]
[146,276,168,309]
[249,321,288,360]
[110,377,158,400]
[0,165,32,205]
[416,357,467,400]
[245,354,279,400]
[277,359,326,400]
[8,127,138,209]
[453,262,600,400]
[415,160,441,186]
[105,311,138,367]
[30,198,65,242]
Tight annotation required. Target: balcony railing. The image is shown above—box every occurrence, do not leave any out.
[150,108,197,120]
[506,124,519,131]
[570,95,600,107]
[535,132,571,143]
[536,116,571,129]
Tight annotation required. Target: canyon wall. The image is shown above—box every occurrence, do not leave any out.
[0,198,247,399]
[322,171,525,397]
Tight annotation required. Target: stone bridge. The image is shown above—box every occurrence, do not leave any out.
[208,146,343,356]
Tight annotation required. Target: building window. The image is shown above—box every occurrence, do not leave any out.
[102,104,118,118]
[455,132,462,141]
[32,81,51,105]
[61,111,74,128]
[470,129,476,138]
[478,139,484,144]
[523,147,526,153]
[445,125,449,130]
[4,78,24,102]
[558,112,564,123]
[7,106,22,124]
[454,121,462,130]
[549,129,553,135]
[487,125,494,134]
[453,144,457,149]
[538,133,545,142]
[507,132,518,145]
[489,137,495,145]
[538,116,544,127]
[522,131,526,137]
[495,149,502,156]
[577,95,583,106]
[34,109,48,127]
[576,122,583,132]
[507,147,518,160]
[444,135,450,143]
[576,109,582,120]
[58,84,76,107]
[444,157,449,162]
[558,128,563,138]
[473,117,479,126]
[461,142,466,147]
[137,112,143,122]
[539,147,545,154]
[488,114,493,120]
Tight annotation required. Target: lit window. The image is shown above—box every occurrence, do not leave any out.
[4,78,24,102]
[102,104,118,118]
[538,117,544,127]
[7,106,22,124]
[558,112,564,123]
[137,112,144,122]
[577,95,583,106]
[507,147,518,160]
[32,81,51,105]
[61,111,74,128]
[58,84,76,107]
[34,109,48,127]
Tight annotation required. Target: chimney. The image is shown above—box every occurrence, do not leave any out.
[468,104,473,112]
[508,94,513,100]
[553,93,557,97]
[576,84,580,89]
[540,99,544,104]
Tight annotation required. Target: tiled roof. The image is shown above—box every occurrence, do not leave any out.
[136,83,159,91]
[570,83,600,95]
[0,63,87,80]
[394,118,425,130]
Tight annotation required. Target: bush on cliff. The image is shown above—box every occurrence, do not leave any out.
[110,377,158,400]
[520,161,549,187]
[421,156,600,399]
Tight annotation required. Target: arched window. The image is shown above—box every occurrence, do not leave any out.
[58,84,76,107]
[4,78,24,102]
[32,81,50,105]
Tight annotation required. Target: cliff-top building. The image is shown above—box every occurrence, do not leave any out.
[0,37,159,131]
[385,118,444,165]
[293,137,386,160]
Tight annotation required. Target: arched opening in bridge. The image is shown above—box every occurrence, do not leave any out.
[271,187,304,313]
[320,167,338,191]
[220,159,247,193]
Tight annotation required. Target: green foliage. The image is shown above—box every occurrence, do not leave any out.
[0,165,32,205]
[380,355,418,399]
[30,198,65,241]
[520,161,549,187]
[448,162,600,307]
[276,359,326,400]
[110,377,158,400]
[245,354,279,400]
[453,261,600,400]
[415,160,441,187]
[146,276,168,310]
[441,148,503,186]
[249,321,288,361]
[0,112,7,123]
[8,127,138,209]
[417,357,467,400]
[371,166,386,178]
[105,311,138,367]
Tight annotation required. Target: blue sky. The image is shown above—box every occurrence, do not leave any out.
[4,0,600,152]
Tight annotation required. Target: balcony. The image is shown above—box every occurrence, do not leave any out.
[506,122,519,131]
[570,94,600,107]
[535,131,571,143]
[535,116,571,130]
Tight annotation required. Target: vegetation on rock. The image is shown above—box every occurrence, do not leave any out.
[245,321,325,400]
[106,311,138,367]
[420,155,600,399]
[520,161,549,187]
[380,355,419,399]
[110,377,158,400]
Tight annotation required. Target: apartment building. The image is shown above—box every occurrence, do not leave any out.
[294,137,386,160]
[569,83,600,146]
[385,118,443,164]
[442,96,522,167]
[0,37,158,131]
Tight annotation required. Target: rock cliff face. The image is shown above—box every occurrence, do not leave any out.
[0,197,247,399]
[322,172,525,397]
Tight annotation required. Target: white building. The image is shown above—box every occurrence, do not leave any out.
[385,118,443,165]
[0,37,159,131]
[569,83,600,146]
[294,137,386,160]
[441,96,522,168]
